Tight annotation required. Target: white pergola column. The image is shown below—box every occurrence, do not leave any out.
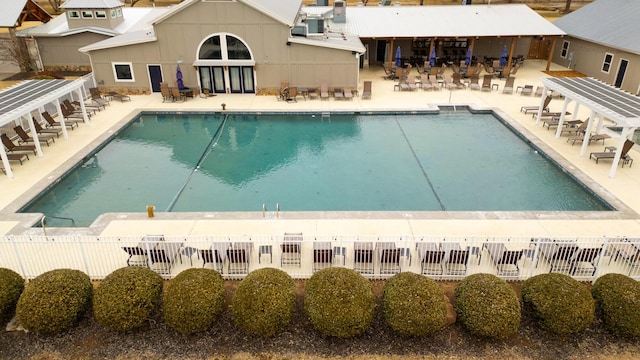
[54,99,69,132]
[579,110,597,157]
[0,146,13,178]
[23,115,43,157]
[535,87,549,126]
[75,88,90,125]
[554,97,571,138]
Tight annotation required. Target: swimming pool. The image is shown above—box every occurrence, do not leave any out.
[22,111,612,226]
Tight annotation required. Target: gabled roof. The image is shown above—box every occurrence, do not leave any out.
[152,0,301,27]
[1,0,28,27]
[307,4,564,38]
[61,0,124,9]
[553,0,640,55]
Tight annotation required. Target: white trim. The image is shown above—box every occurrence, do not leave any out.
[614,58,629,88]
[95,10,107,19]
[68,10,80,19]
[81,10,94,19]
[601,52,614,74]
[195,32,255,63]
[112,62,135,82]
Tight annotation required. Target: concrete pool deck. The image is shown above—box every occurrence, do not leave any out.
[2,59,640,239]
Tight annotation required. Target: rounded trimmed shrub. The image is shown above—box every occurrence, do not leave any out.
[304,267,375,338]
[94,267,163,332]
[16,269,92,334]
[454,273,520,339]
[592,273,640,337]
[164,268,225,334]
[0,268,25,325]
[232,268,295,337]
[522,273,594,334]
[383,272,447,336]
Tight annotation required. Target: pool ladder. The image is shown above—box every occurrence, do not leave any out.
[40,215,76,237]
[262,203,280,218]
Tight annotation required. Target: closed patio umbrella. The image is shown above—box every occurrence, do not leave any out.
[176,64,185,90]
[394,46,402,67]
[500,45,508,66]
[429,47,436,67]
[465,46,472,66]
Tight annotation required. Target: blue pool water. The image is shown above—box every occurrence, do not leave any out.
[22,112,611,226]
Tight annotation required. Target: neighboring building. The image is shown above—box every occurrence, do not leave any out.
[18,0,563,95]
[551,0,640,95]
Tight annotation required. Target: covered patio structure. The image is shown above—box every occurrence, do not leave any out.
[0,79,90,178]
[537,77,640,178]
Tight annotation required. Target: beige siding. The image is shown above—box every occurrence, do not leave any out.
[38,33,109,69]
[552,37,640,94]
[90,42,161,91]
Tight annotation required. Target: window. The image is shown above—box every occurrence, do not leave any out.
[112,62,134,82]
[116,8,122,17]
[95,11,107,19]
[199,35,222,59]
[226,35,251,60]
[560,41,569,59]
[68,10,80,19]
[111,9,116,18]
[602,53,613,73]
[81,10,93,18]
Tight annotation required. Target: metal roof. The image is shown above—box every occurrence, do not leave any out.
[0,0,28,27]
[307,4,565,38]
[553,0,640,55]
[61,0,124,9]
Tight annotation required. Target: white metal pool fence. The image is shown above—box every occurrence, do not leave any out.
[1,234,639,282]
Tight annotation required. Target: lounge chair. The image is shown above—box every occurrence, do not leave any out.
[510,63,520,76]
[468,74,480,90]
[13,125,54,146]
[362,81,372,99]
[1,134,37,155]
[383,66,396,80]
[343,87,354,100]
[160,85,173,102]
[502,76,515,94]
[89,88,110,106]
[62,106,91,121]
[6,152,29,165]
[543,117,582,131]
[42,111,79,130]
[443,75,457,90]
[380,248,401,275]
[483,64,497,78]
[320,83,329,100]
[107,91,131,102]
[281,232,302,267]
[333,87,344,100]
[445,249,469,275]
[32,118,62,138]
[227,242,252,274]
[418,244,445,275]
[539,241,580,273]
[428,75,442,90]
[521,95,551,114]
[480,74,493,91]
[570,247,602,276]
[569,132,610,146]
[534,86,544,97]
[436,63,447,80]
[353,242,374,274]
[122,246,147,266]
[420,74,433,91]
[63,99,95,116]
[520,84,534,96]
[590,139,635,165]
[287,87,299,102]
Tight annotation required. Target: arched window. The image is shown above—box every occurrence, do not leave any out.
[196,34,255,94]
[198,34,252,61]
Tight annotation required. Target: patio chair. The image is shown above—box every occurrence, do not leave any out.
[147,249,175,275]
[538,241,580,273]
[1,134,37,155]
[570,247,602,276]
[510,63,520,76]
[312,244,333,273]
[108,91,131,102]
[43,111,79,130]
[63,99,95,116]
[287,87,299,102]
[499,65,511,79]
[362,81,372,99]
[6,152,29,165]
[520,84,534,96]
[333,87,344,100]
[353,242,374,274]
[480,74,493,91]
[227,246,250,274]
[428,74,441,90]
[160,85,173,102]
[436,63,447,80]
[281,232,302,267]
[13,125,54,146]
[383,66,396,80]
[451,73,466,89]
[61,106,90,121]
[483,64,497,78]
[171,87,186,102]
[343,87,354,100]
[419,246,445,275]
[443,75,457,90]
[200,249,225,272]
[557,119,586,135]
[320,83,329,100]
[32,118,62,138]
[534,86,544,96]
[483,242,523,276]
[121,246,147,266]
[590,139,635,165]
[502,76,515,94]
[380,248,402,274]
[520,95,551,114]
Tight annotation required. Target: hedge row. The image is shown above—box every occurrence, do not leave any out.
[2,267,640,339]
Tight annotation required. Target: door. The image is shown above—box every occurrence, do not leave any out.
[228,66,255,94]
[147,65,163,93]
[614,59,628,88]
[376,40,388,63]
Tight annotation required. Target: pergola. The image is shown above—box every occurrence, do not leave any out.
[537,77,640,178]
[0,79,90,179]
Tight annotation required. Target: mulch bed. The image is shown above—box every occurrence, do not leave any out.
[3,71,90,81]
[543,70,587,78]
[1,280,640,359]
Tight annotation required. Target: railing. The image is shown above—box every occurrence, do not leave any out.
[1,234,638,282]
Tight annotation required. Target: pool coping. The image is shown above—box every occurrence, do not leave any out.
[2,104,638,236]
